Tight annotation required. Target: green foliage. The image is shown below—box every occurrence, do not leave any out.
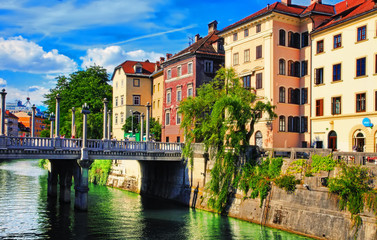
[122,117,161,141]
[38,159,49,169]
[274,175,299,193]
[311,154,337,173]
[43,66,112,139]
[40,129,50,138]
[89,160,112,186]
[237,157,283,207]
[179,67,276,213]
[328,164,373,235]
[286,159,307,175]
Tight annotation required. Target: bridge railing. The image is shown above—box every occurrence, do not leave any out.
[6,136,54,149]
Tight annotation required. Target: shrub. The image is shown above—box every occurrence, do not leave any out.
[88,160,112,186]
[274,175,299,193]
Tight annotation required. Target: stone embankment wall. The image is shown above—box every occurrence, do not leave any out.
[106,144,377,240]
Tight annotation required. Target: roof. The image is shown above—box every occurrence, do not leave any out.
[111,60,158,80]
[164,30,224,64]
[220,1,334,34]
[5,110,18,119]
[314,0,377,33]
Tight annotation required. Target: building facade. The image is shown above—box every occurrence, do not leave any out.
[13,111,46,137]
[5,110,18,136]
[151,64,164,124]
[112,60,158,139]
[161,21,225,143]
[219,0,334,148]
[311,0,377,152]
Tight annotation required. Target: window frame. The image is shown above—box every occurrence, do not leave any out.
[176,112,182,125]
[243,75,251,89]
[166,89,172,104]
[356,57,366,77]
[279,87,286,103]
[177,87,182,102]
[356,93,366,112]
[317,40,324,54]
[333,63,341,81]
[233,33,238,41]
[331,96,341,115]
[316,99,324,116]
[167,69,172,79]
[187,84,193,97]
[256,45,262,59]
[256,73,263,89]
[279,59,286,75]
[177,66,182,76]
[279,29,286,46]
[165,111,170,125]
[301,60,308,76]
[204,60,213,73]
[244,49,250,62]
[244,28,249,37]
[315,68,324,85]
[233,53,239,66]
[333,34,342,49]
[133,95,141,105]
[188,62,193,74]
[357,25,367,42]
[279,116,286,132]
[256,24,261,33]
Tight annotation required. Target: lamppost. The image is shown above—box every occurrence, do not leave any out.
[49,113,55,138]
[130,110,133,136]
[0,89,7,136]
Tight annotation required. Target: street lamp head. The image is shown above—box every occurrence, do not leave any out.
[32,104,36,110]
[72,107,75,112]
[103,98,108,103]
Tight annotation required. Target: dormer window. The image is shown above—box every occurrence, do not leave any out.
[134,63,143,73]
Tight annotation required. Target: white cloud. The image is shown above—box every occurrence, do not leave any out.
[0,78,7,87]
[0,36,77,74]
[6,85,49,107]
[0,0,164,35]
[80,46,162,73]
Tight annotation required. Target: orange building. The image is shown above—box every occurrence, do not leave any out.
[14,112,46,137]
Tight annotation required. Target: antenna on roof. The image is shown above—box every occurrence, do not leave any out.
[188,36,194,46]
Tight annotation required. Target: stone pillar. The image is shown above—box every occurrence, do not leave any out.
[71,107,76,138]
[49,113,55,138]
[146,102,151,141]
[31,104,36,137]
[55,94,61,138]
[0,89,7,136]
[81,103,90,159]
[140,113,144,142]
[47,159,58,198]
[74,159,92,211]
[103,98,108,140]
[107,110,111,139]
[59,161,74,203]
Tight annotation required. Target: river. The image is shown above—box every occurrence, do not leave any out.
[0,159,312,239]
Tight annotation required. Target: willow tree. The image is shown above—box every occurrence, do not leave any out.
[179,67,276,212]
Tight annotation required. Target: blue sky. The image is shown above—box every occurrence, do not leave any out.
[0,0,338,108]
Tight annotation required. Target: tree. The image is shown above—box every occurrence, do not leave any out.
[122,117,162,141]
[43,66,112,139]
[179,67,276,212]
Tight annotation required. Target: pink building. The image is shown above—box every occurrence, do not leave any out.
[162,21,225,143]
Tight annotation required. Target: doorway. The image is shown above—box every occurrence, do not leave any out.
[354,132,365,152]
[255,131,263,149]
[328,131,337,151]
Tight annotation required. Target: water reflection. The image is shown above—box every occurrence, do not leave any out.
[0,160,312,239]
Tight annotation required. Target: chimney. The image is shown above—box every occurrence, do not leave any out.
[281,0,291,5]
[166,53,172,60]
[311,0,322,4]
[195,34,201,42]
[155,61,160,71]
[160,57,165,63]
[208,20,218,34]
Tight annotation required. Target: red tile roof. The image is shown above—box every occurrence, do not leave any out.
[314,0,377,33]
[114,60,157,76]
[166,30,224,62]
[220,1,335,33]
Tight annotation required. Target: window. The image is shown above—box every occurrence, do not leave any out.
[333,64,341,81]
[167,69,171,79]
[288,61,300,77]
[177,136,181,143]
[279,59,286,75]
[176,113,182,125]
[279,29,286,46]
[135,66,142,73]
[256,45,262,59]
[288,32,300,48]
[233,33,238,41]
[158,83,160,91]
[115,114,118,124]
[356,57,366,77]
[357,26,367,41]
[233,53,239,65]
[288,88,300,104]
[120,113,124,123]
[166,137,169,142]
[177,66,182,76]
[301,88,308,104]
[244,49,250,62]
[187,84,193,97]
[256,24,261,33]
[243,75,251,89]
[153,85,155,93]
[375,54,377,74]
[317,40,324,53]
[301,61,308,76]
[333,34,342,49]
[121,95,124,105]
[133,95,140,105]
[288,116,300,132]
[115,97,118,107]
[300,117,308,133]
[166,90,171,104]
[204,60,213,73]
[279,116,286,132]
[279,87,285,103]
[332,97,341,115]
[301,32,309,47]
[256,73,262,89]
[356,93,366,112]
[315,68,324,85]
[375,91,377,111]
[188,63,193,74]
[165,111,170,125]
[244,28,249,37]
[316,99,324,116]
[177,88,182,102]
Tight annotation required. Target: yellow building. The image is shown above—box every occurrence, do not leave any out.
[111,60,157,139]
[218,0,334,148]
[311,0,377,152]
[151,66,164,124]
